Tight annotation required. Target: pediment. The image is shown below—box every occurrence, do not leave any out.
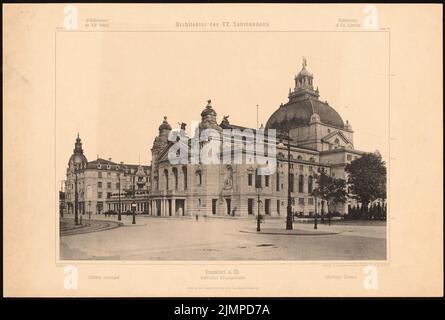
[321,130,352,146]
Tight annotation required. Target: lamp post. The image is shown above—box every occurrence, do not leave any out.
[132,175,136,224]
[117,172,122,221]
[132,201,136,224]
[314,200,318,230]
[146,175,149,215]
[88,200,91,219]
[314,166,326,230]
[278,130,293,230]
[72,155,84,226]
[256,186,262,232]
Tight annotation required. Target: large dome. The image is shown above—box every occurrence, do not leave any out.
[265,98,345,130]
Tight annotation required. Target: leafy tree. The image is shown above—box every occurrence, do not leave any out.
[311,169,348,222]
[345,152,387,218]
[326,178,348,217]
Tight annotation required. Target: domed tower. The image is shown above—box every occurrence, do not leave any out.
[265,58,353,151]
[199,99,222,133]
[152,116,172,153]
[68,133,88,170]
[151,116,172,189]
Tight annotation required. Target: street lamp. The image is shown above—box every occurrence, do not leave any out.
[117,172,122,221]
[131,175,136,224]
[256,186,262,232]
[314,200,318,230]
[314,166,327,230]
[72,154,83,226]
[88,200,91,219]
[278,130,293,230]
[131,201,136,224]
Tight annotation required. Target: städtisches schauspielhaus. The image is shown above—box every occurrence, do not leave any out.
[65,59,366,218]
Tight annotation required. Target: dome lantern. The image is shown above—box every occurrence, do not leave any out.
[288,57,320,102]
[158,116,172,133]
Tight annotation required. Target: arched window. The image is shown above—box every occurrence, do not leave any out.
[298,175,304,193]
[297,155,303,160]
[182,166,187,190]
[172,167,178,190]
[308,176,313,193]
[164,169,169,190]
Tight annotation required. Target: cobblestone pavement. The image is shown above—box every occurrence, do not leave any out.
[59,213,386,261]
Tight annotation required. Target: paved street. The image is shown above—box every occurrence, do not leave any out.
[60,213,386,261]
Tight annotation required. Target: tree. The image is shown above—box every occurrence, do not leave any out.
[311,169,348,222]
[345,152,387,219]
[311,168,331,222]
[326,178,348,222]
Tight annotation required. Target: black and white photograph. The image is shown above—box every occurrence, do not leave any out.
[57,31,388,261]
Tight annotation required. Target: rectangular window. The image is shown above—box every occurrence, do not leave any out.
[276,173,280,191]
[277,200,280,214]
[98,172,102,178]
[347,154,352,161]
[107,192,112,199]
[107,172,111,178]
[308,198,314,205]
[265,175,270,187]
[107,182,111,189]
[299,198,305,205]
[98,192,103,199]
[289,174,294,192]
[248,174,253,186]
[116,182,120,189]
[248,199,254,215]
[309,166,313,172]
[265,199,271,215]
[255,170,262,188]
[299,165,303,171]
[98,181,102,188]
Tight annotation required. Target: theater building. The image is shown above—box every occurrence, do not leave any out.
[66,59,366,217]
[143,59,364,217]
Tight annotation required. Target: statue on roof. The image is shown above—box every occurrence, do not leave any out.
[178,122,187,131]
[302,56,307,67]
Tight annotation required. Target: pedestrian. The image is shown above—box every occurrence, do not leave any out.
[196,214,198,221]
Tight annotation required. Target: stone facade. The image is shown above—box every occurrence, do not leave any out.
[65,59,367,218]
[142,60,365,217]
[65,135,151,215]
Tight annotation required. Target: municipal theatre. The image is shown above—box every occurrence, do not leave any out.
[65,60,365,217]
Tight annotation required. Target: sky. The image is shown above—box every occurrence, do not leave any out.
[56,31,389,184]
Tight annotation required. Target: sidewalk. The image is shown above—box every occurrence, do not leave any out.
[239,227,340,236]
[60,217,122,236]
